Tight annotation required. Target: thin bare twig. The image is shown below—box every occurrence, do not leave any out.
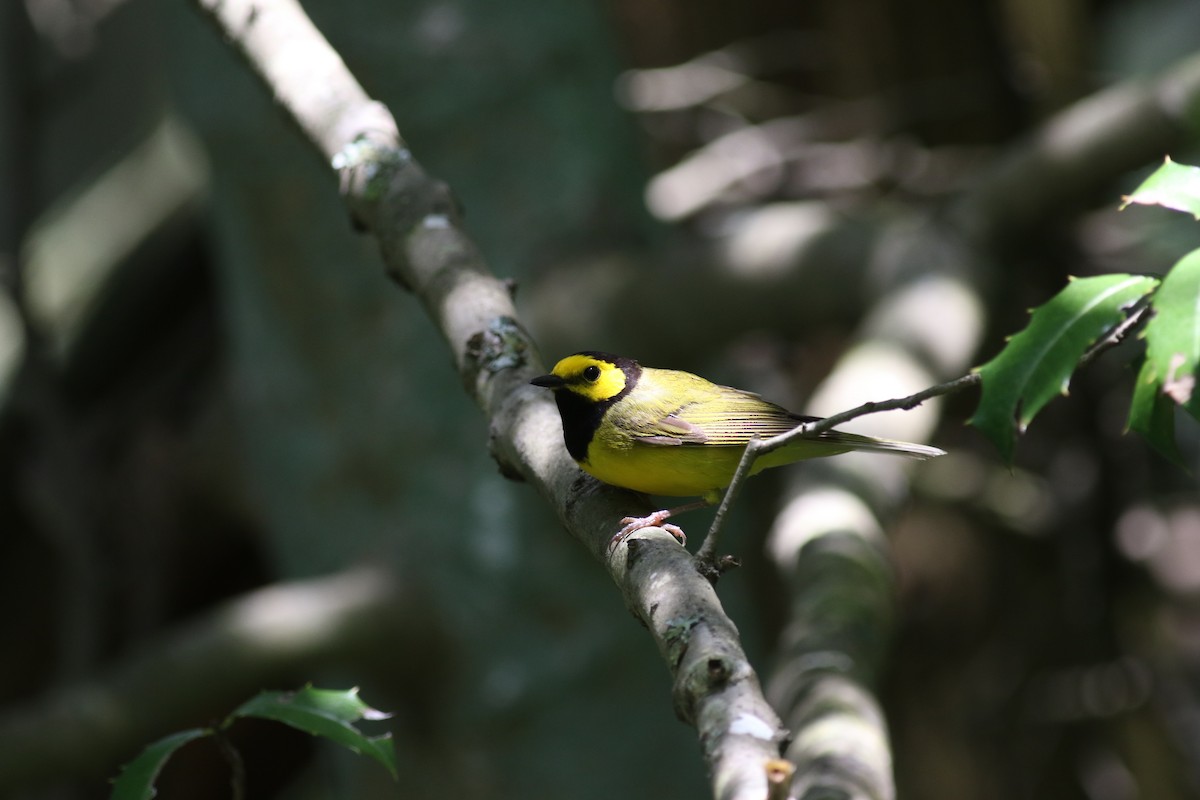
[1079,301,1152,370]
[695,295,1153,566]
[214,727,246,800]
[696,372,980,564]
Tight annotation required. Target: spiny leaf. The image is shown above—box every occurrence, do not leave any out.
[1122,157,1200,219]
[233,686,397,780]
[1129,356,1182,464]
[1128,247,1200,459]
[970,274,1159,462]
[111,728,210,800]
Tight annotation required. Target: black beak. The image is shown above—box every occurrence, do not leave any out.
[531,374,565,389]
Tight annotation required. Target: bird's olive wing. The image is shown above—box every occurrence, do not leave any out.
[636,414,708,445]
[634,385,810,447]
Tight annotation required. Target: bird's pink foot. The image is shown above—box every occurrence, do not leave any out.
[609,510,687,551]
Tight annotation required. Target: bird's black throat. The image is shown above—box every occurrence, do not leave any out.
[554,390,610,462]
[553,358,641,463]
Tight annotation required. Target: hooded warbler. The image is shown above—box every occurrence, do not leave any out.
[531,351,943,543]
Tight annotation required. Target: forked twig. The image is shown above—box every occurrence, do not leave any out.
[695,295,1156,567]
[695,372,981,565]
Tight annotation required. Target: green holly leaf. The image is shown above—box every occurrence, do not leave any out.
[1129,357,1181,463]
[1122,157,1200,219]
[233,686,397,779]
[1128,247,1200,460]
[970,274,1159,462]
[111,728,210,800]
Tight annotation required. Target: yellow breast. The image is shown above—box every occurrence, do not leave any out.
[581,441,735,497]
[581,434,846,498]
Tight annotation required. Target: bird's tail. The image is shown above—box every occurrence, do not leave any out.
[821,430,945,460]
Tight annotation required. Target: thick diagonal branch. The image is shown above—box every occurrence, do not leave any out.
[185,0,791,796]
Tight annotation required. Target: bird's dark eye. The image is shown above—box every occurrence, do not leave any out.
[583,365,601,382]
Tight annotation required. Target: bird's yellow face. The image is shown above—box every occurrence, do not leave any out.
[532,352,642,464]
[538,353,629,403]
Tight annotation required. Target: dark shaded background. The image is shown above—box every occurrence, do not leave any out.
[2,0,1199,797]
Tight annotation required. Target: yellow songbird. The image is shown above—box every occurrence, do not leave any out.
[532,351,943,544]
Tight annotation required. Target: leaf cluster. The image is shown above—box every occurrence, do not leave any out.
[110,686,396,799]
[970,158,1200,464]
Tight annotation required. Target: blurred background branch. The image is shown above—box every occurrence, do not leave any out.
[0,567,428,789]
